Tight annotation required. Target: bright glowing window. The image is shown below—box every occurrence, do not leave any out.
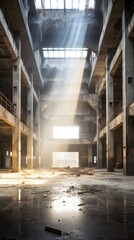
[49,51,54,58]
[58,0,64,9]
[89,0,95,8]
[75,51,81,58]
[59,50,64,58]
[71,50,76,58]
[43,51,48,58]
[53,126,79,139]
[43,48,88,59]
[51,0,57,9]
[81,50,88,58]
[35,0,42,8]
[65,50,71,58]
[45,0,51,8]
[35,0,94,10]
[66,0,72,9]
[79,0,85,10]
[53,152,79,167]
[73,0,79,9]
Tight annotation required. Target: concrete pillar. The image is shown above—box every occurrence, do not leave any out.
[102,138,106,168]
[27,73,33,169]
[0,142,5,168]
[88,145,93,167]
[12,56,21,172]
[97,97,103,168]
[122,6,134,175]
[79,151,87,167]
[106,52,114,172]
[115,142,123,168]
[43,144,52,168]
[34,93,41,168]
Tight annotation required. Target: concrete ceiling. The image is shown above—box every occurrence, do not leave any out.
[39,9,102,50]
[0,120,12,140]
[89,0,123,90]
[0,0,43,88]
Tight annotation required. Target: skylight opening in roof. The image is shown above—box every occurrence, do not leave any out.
[52,0,57,9]
[73,0,79,9]
[43,48,88,59]
[35,0,95,10]
[66,0,72,9]
[75,51,81,58]
[35,0,42,8]
[79,0,85,11]
[53,126,79,139]
[58,0,64,9]
[89,0,95,8]
[49,51,54,58]
[45,0,51,8]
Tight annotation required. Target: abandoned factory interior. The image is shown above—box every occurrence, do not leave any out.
[0,0,134,239]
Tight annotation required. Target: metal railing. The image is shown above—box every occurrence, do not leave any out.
[0,91,27,125]
[21,108,27,125]
[114,102,122,117]
[0,91,14,114]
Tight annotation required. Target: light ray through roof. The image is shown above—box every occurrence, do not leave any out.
[40,1,89,145]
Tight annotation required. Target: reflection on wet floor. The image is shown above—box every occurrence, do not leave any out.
[0,173,134,240]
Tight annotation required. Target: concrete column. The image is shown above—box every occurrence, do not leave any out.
[79,151,88,167]
[115,142,123,168]
[97,97,103,168]
[88,145,93,167]
[122,6,134,175]
[27,74,33,169]
[102,138,106,168]
[34,93,41,168]
[106,53,114,172]
[43,144,52,168]
[12,56,21,172]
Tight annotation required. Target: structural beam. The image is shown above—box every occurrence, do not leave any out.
[106,52,114,172]
[34,92,41,167]
[96,97,102,168]
[27,72,34,169]
[109,40,122,76]
[12,56,21,172]
[122,7,134,175]
[88,145,93,167]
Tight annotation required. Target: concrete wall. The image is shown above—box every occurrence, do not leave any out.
[41,144,89,168]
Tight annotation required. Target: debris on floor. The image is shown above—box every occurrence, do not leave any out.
[78,203,85,206]
[45,226,62,236]
[66,185,99,195]
[0,168,134,240]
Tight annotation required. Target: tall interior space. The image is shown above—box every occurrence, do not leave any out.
[0,0,134,239]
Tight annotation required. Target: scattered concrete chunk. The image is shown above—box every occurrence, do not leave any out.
[45,226,62,235]
[78,203,85,206]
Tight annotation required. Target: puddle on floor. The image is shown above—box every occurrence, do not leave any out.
[0,175,134,240]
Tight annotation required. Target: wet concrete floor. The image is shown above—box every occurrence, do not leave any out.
[0,169,134,240]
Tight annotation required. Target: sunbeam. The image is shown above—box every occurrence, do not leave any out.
[39,0,95,167]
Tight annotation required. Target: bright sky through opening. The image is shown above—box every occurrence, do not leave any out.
[35,0,95,10]
[43,48,88,59]
[53,126,79,139]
